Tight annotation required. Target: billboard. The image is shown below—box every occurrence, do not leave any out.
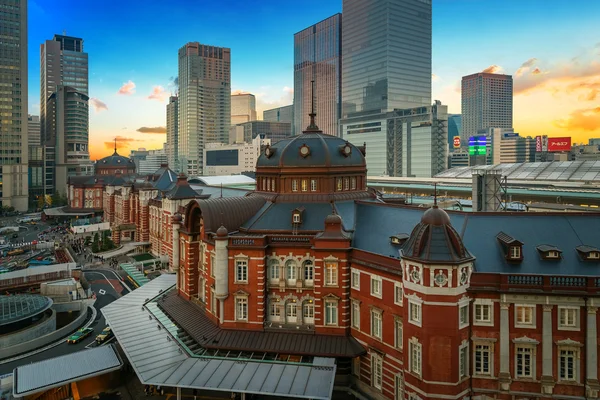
[468,136,488,156]
[547,137,572,152]
[535,136,542,152]
[453,136,461,148]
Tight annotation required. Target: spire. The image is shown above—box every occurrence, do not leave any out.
[304,80,320,132]
[433,182,438,207]
[113,137,117,155]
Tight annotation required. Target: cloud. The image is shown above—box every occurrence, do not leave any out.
[147,85,168,101]
[482,65,503,74]
[104,136,140,150]
[515,58,538,77]
[251,86,294,117]
[90,98,108,112]
[117,80,136,95]
[531,68,543,75]
[283,86,293,94]
[231,89,251,95]
[136,126,167,134]
[566,81,600,101]
[554,107,600,131]
[432,73,440,82]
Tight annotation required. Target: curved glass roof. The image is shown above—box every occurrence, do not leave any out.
[436,161,600,182]
[0,295,53,326]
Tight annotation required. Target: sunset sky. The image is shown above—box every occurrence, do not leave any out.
[27,0,600,160]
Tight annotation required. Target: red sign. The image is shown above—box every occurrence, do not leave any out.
[535,136,542,152]
[453,136,461,148]
[547,137,571,152]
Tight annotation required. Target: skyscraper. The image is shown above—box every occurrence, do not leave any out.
[294,13,342,136]
[40,35,88,144]
[178,42,231,176]
[461,72,513,142]
[0,0,28,211]
[263,105,294,129]
[231,93,256,125]
[448,114,462,149]
[341,0,432,117]
[166,96,179,171]
[28,115,41,146]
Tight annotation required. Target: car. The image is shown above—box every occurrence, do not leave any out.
[95,326,113,343]
[66,327,94,344]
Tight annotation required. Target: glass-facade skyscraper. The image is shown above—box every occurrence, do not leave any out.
[448,114,462,149]
[167,96,179,171]
[0,0,28,211]
[341,0,432,117]
[178,42,231,176]
[294,14,341,136]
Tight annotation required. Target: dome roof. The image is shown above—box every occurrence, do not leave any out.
[97,151,135,167]
[257,132,366,169]
[402,206,473,264]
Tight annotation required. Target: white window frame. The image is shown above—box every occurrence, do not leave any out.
[301,179,308,192]
[291,179,298,192]
[394,283,403,306]
[324,261,338,286]
[589,252,600,259]
[285,259,297,285]
[408,337,422,377]
[268,259,280,284]
[510,246,521,259]
[459,303,469,329]
[325,300,338,326]
[269,300,281,321]
[310,179,317,192]
[351,177,357,190]
[351,301,360,330]
[210,288,217,314]
[371,353,383,390]
[303,260,314,285]
[351,269,360,290]
[515,304,536,328]
[459,341,469,379]
[371,308,382,340]
[558,347,579,382]
[515,345,535,379]
[408,298,422,327]
[235,258,248,283]
[370,276,382,298]
[235,296,248,321]
[473,301,494,326]
[394,318,403,350]
[473,342,493,377]
[558,307,579,331]
[303,302,315,324]
[292,213,301,223]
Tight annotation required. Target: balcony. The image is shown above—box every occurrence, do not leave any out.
[469,273,598,293]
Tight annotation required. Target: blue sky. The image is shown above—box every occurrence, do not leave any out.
[28,0,600,158]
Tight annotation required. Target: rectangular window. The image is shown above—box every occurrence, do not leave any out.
[292,179,298,192]
[371,310,382,339]
[325,301,338,325]
[459,344,469,378]
[515,305,534,327]
[210,254,215,278]
[235,297,248,321]
[510,246,521,259]
[559,349,576,381]
[475,304,492,324]
[292,213,301,223]
[409,302,421,325]
[395,319,403,349]
[394,284,403,306]
[370,276,382,298]
[310,179,317,191]
[474,344,491,375]
[459,305,469,327]
[516,346,533,378]
[351,270,360,290]
[410,341,422,376]
[336,178,342,191]
[371,354,383,390]
[235,259,248,283]
[559,307,578,328]
[269,302,280,317]
[343,177,349,190]
[351,177,357,190]
[211,289,217,314]
[301,179,308,192]
[352,302,360,329]
[325,262,338,286]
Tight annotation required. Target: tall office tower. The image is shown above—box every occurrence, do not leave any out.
[461,72,513,142]
[341,0,432,118]
[178,42,231,176]
[45,85,92,192]
[263,105,294,124]
[0,0,28,211]
[294,13,342,136]
[166,96,179,171]
[231,93,256,124]
[41,35,88,144]
[447,114,462,150]
[28,115,41,146]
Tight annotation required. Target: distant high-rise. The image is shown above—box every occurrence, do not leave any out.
[0,0,28,211]
[178,42,231,176]
[263,105,294,129]
[448,114,462,149]
[28,115,41,146]
[294,13,342,136]
[231,93,256,125]
[41,35,88,144]
[166,96,179,171]
[461,72,513,142]
[341,0,432,117]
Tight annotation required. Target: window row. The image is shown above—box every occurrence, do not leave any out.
[266,258,338,286]
[471,303,580,330]
[351,269,402,304]
[268,298,315,325]
[291,178,318,192]
[335,176,358,191]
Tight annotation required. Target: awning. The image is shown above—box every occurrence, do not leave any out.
[119,263,150,287]
[102,276,336,400]
[12,344,122,397]
[43,207,95,217]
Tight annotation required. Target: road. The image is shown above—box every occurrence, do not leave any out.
[0,269,127,374]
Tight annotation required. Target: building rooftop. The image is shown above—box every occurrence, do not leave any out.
[188,175,256,187]
[0,295,53,326]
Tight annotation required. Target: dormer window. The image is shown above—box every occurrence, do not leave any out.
[510,246,521,259]
[536,245,562,260]
[292,207,305,224]
[390,233,409,246]
[496,231,523,263]
[576,245,600,261]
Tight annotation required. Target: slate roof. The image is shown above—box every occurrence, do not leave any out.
[257,132,365,168]
[97,151,135,167]
[194,195,267,234]
[151,167,178,191]
[241,202,337,232]
[352,201,600,276]
[159,292,365,358]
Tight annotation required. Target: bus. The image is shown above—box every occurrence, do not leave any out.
[16,216,41,224]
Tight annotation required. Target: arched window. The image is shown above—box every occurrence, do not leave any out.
[269,298,281,322]
[285,259,297,284]
[286,301,298,323]
[268,258,280,284]
[303,260,314,287]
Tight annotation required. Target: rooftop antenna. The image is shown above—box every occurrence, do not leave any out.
[433,182,438,207]
[114,137,117,154]
[305,80,319,132]
[220,183,223,198]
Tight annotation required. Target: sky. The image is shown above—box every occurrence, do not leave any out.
[27,0,600,160]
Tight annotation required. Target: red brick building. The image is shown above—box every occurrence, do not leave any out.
[153,117,600,400]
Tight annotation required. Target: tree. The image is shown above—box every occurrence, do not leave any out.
[92,232,100,253]
[37,196,45,210]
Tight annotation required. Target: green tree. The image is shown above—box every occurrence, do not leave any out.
[37,196,45,210]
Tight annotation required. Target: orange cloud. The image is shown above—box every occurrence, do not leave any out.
[103,136,140,151]
[515,58,537,77]
[118,80,136,95]
[482,65,503,74]
[90,98,108,112]
[148,85,168,101]
[553,107,600,131]
[137,126,166,134]
[531,68,542,75]
[566,81,600,101]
